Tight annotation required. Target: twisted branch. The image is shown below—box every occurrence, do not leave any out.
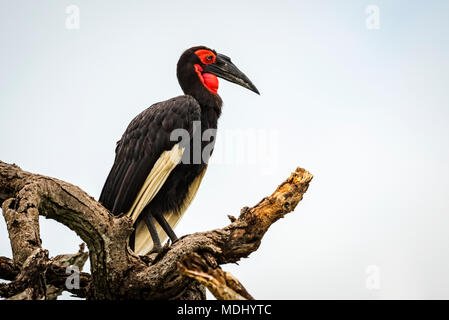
[0,160,312,300]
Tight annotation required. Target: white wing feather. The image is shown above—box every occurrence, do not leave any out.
[126,143,184,222]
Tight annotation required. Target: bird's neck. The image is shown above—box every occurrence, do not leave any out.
[199,95,222,129]
[178,67,223,118]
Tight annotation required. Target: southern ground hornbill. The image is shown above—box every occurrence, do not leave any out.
[99,46,259,255]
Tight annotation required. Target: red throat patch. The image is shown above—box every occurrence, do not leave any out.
[202,73,219,93]
[194,64,219,94]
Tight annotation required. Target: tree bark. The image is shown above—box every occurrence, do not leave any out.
[0,160,312,300]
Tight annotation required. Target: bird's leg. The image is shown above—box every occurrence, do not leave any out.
[153,212,179,244]
[143,212,162,253]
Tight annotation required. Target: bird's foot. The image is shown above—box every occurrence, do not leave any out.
[147,244,163,255]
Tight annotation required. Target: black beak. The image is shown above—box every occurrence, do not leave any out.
[203,53,259,95]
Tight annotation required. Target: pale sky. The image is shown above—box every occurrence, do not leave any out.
[1,0,449,299]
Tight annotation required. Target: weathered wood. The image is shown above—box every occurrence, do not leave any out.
[0,160,312,300]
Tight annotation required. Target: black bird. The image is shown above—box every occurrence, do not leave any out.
[99,46,259,255]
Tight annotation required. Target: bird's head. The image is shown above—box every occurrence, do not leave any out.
[177,46,259,102]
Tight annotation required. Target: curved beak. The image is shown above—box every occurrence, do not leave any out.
[203,53,260,95]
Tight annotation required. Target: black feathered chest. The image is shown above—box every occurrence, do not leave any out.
[149,102,221,215]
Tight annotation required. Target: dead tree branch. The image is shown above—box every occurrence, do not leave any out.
[0,160,312,300]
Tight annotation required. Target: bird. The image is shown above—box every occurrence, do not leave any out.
[99,46,259,255]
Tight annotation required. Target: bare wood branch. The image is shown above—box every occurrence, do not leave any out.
[0,248,48,299]
[0,256,18,281]
[2,197,41,265]
[0,243,90,299]
[44,244,90,299]
[1,179,90,299]
[179,253,253,300]
[0,160,312,300]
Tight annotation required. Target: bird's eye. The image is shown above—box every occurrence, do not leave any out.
[206,55,213,62]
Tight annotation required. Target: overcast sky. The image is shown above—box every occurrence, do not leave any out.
[1,0,449,299]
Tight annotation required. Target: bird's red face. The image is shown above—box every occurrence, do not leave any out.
[194,49,219,94]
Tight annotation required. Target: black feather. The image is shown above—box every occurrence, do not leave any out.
[99,95,204,215]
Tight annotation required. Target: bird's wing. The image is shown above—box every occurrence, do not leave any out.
[126,143,184,223]
[134,167,207,255]
[99,95,201,217]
